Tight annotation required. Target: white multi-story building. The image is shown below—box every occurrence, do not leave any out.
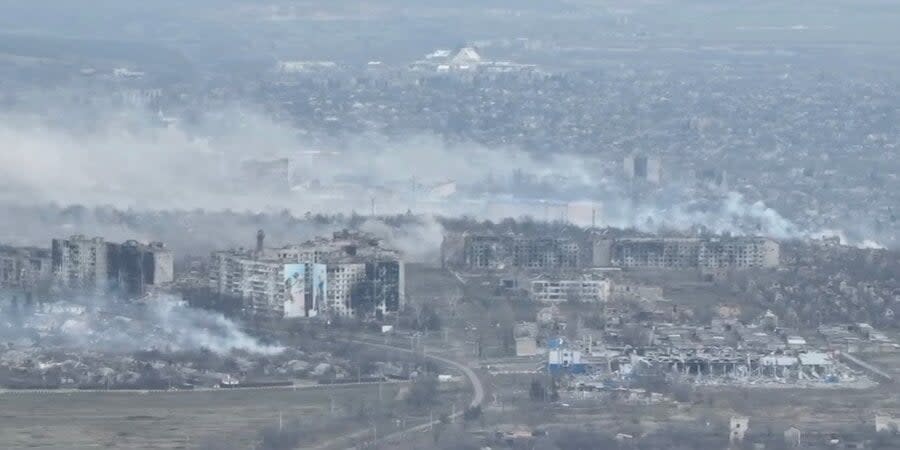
[325,263,367,316]
[531,276,611,303]
[51,235,109,290]
[210,231,404,318]
[209,252,284,315]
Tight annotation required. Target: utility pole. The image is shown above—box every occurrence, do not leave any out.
[329,389,335,416]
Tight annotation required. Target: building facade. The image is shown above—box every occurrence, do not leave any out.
[593,236,779,269]
[108,241,174,296]
[459,233,588,270]
[52,236,109,290]
[209,231,405,318]
[697,238,780,269]
[210,252,287,317]
[447,231,779,271]
[51,236,174,295]
[531,277,611,303]
[0,246,51,290]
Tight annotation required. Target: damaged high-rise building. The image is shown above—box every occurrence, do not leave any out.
[51,235,174,295]
[445,232,590,270]
[0,245,52,291]
[592,236,779,269]
[107,241,175,296]
[51,236,109,290]
[444,230,779,272]
[530,274,612,303]
[209,230,405,318]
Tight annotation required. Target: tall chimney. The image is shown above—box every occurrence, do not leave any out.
[256,229,265,255]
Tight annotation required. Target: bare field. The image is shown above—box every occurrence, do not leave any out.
[0,384,401,449]
[486,368,900,439]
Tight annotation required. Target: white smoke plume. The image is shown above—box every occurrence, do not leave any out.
[0,100,595,214]
[145,295,284,355]
[810,229,886,250]
[0,293,283,355]
[0,96,890,249]
[624,191,803,239]
[358,216,445,262]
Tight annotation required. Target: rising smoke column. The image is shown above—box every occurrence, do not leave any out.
[0,293,283,355]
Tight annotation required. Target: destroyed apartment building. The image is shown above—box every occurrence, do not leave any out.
[0,246,51,298]
[0,245,51,291]
[2,236,173,297]
[209,230,405,318]
[530,273,612,303]
[52,235,174,296]
[592,236,780,270]
[441,232,591,271]
[443,230,780,272]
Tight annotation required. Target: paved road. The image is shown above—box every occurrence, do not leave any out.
[837,351,895,383]
[310,338,485,450]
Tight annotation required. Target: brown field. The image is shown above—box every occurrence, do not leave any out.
[0,383,403,449]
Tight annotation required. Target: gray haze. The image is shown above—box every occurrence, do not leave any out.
[0,97,886,250]
[1,1,898,250]
[1,2,900,450]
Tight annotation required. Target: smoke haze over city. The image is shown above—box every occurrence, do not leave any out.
[1,1,899,449]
